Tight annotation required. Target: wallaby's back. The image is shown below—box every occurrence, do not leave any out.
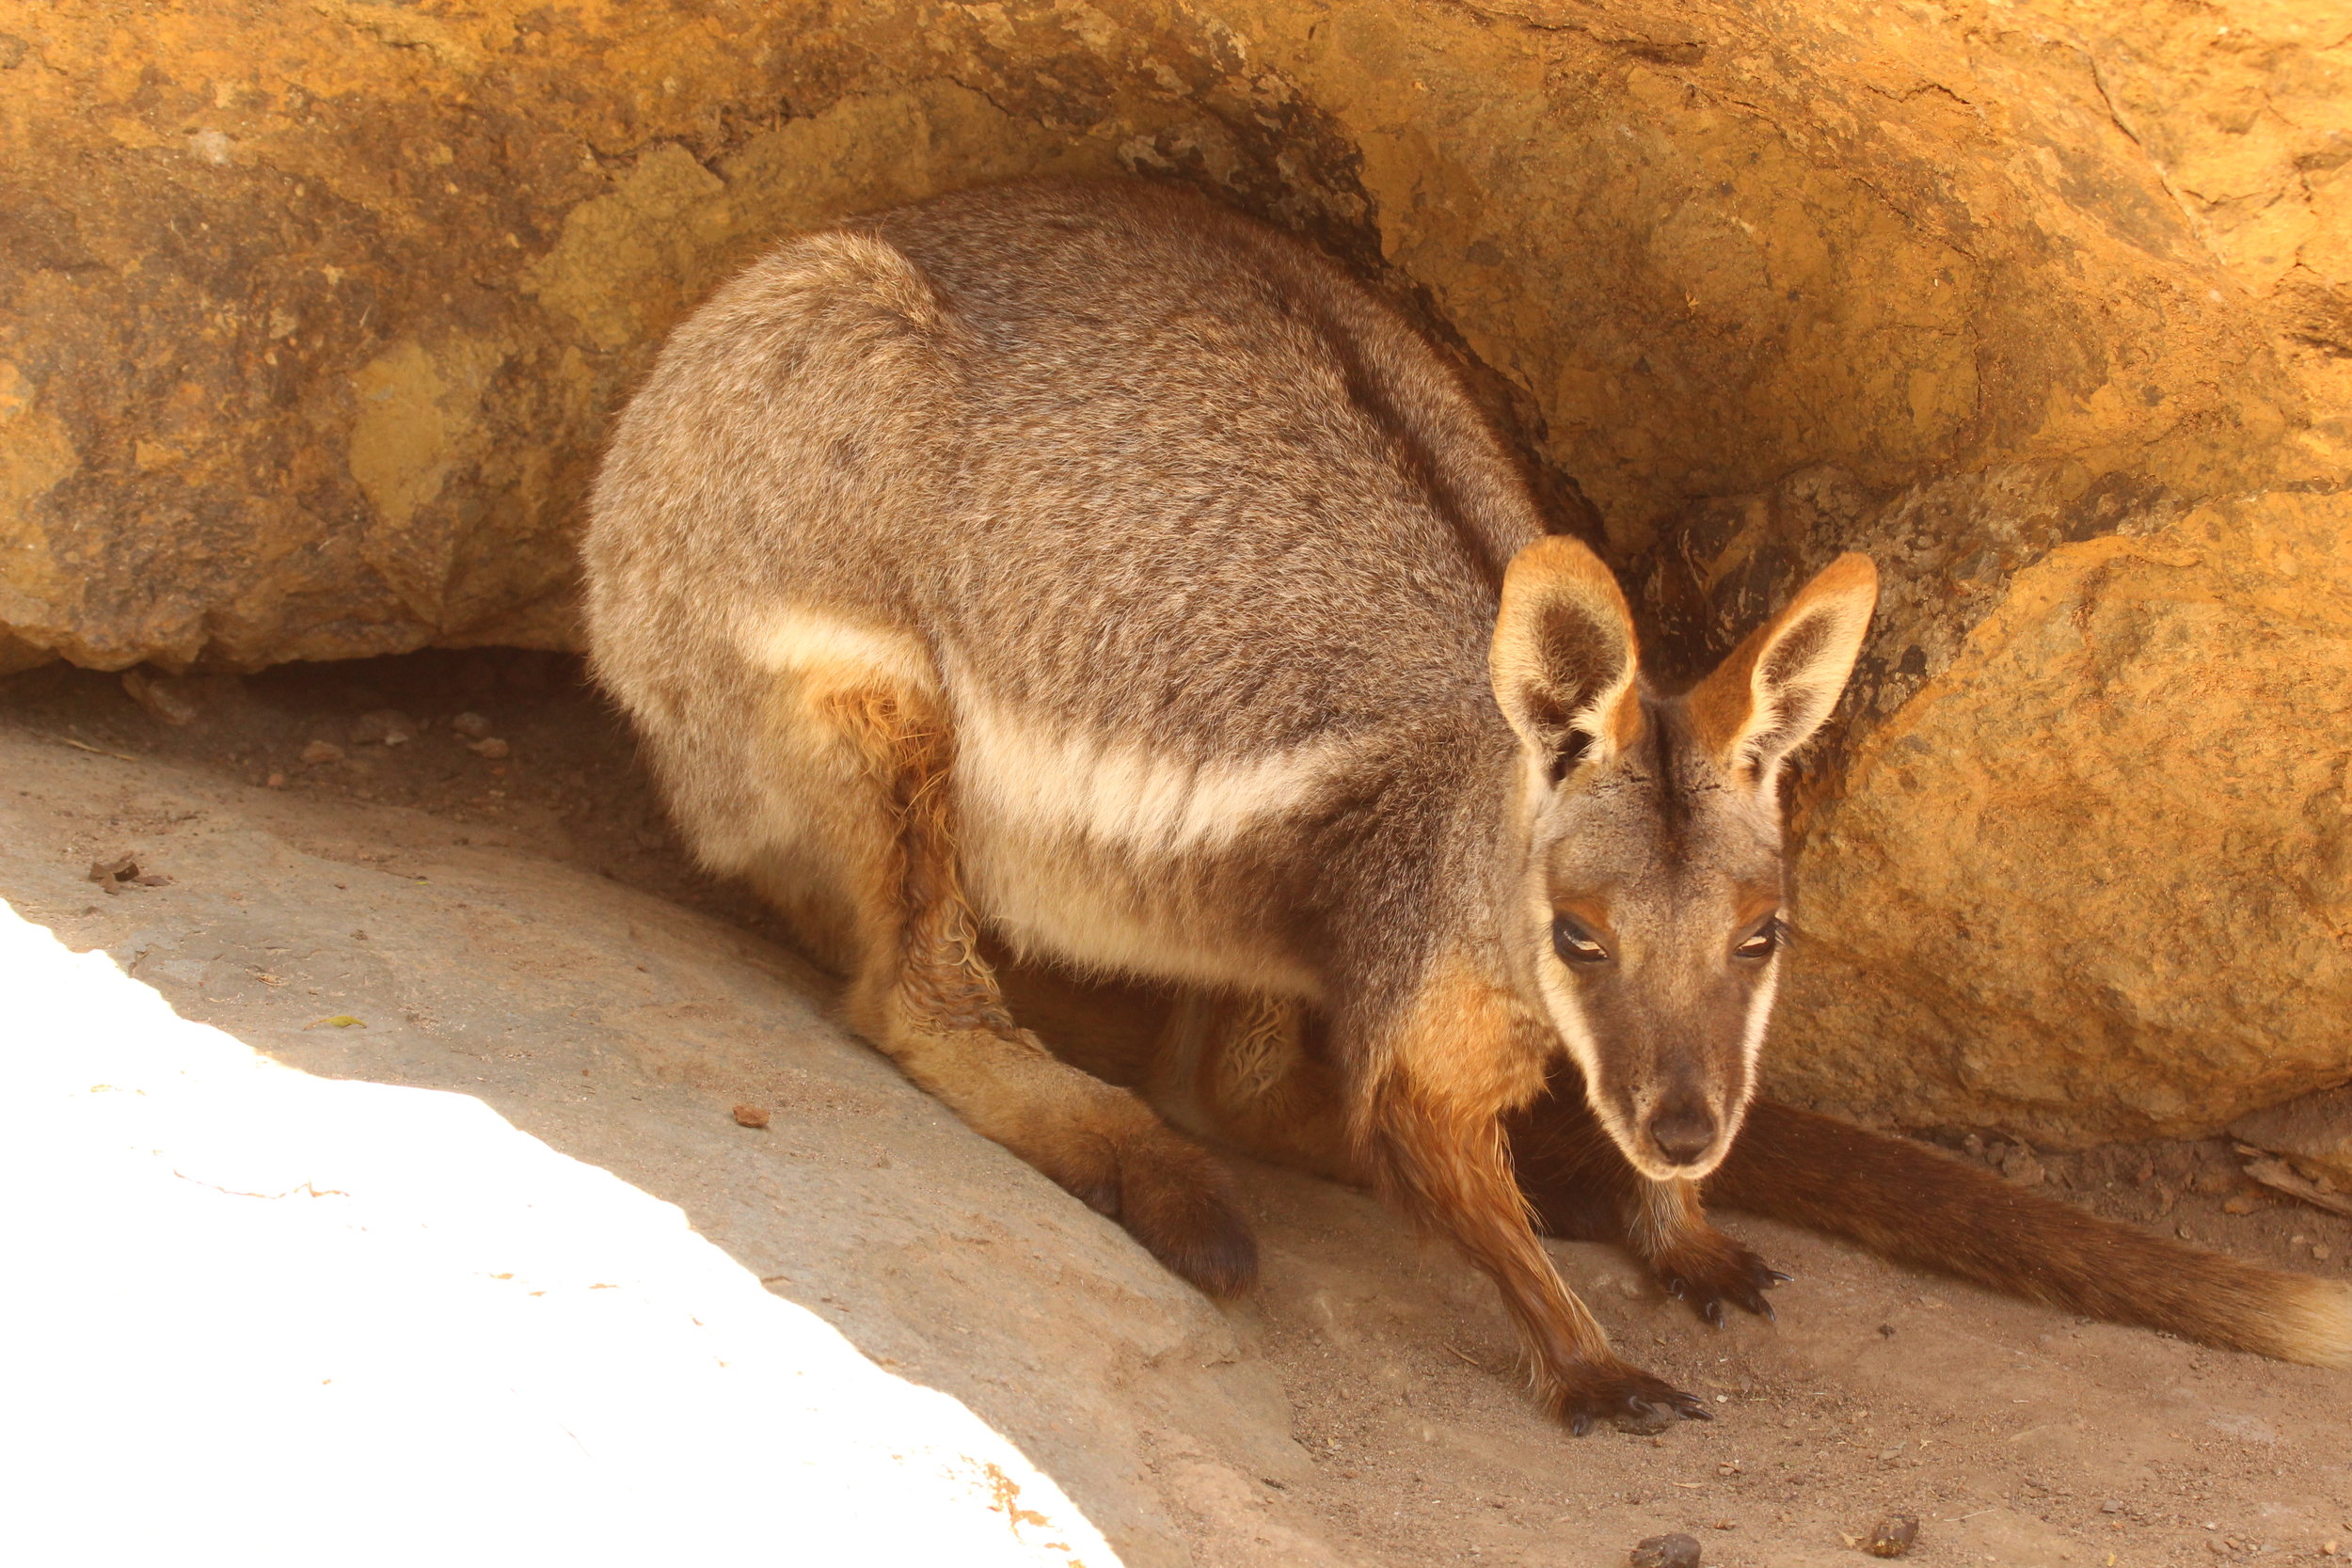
[589,180,1546,753]
[585,180,1555,984]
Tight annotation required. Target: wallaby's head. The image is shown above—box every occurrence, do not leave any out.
[1489,538,1878,1182]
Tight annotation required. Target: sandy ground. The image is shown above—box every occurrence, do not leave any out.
[3,653,2347,1567]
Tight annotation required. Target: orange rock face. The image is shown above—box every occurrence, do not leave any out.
[2,0,2346,1139]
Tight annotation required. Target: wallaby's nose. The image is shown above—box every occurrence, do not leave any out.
[1647,1101,1718,1167]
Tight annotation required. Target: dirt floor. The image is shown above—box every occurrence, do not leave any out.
[5,653,2348,1568]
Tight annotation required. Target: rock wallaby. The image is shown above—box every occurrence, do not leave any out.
[584,178,2352,1430]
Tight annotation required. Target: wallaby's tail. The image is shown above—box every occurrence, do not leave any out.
[1708,1101,2352,1370]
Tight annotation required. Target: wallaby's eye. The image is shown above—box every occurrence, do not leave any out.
[1553,913,1611,966]
[1735,918,1782,960]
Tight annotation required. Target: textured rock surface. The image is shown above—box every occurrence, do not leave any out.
[4,898,1117,1568]
[3,0,2350,1138]
[0,727,1310,1568]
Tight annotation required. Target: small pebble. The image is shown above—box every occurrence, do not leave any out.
[733,1103,771,1130]
[452,711,494,739]
[301,739,344,765]
[467,736,511,759]
[352,708,418,746]
[1628,1532,1701,1568]
[2101,1500,2126,1514]
[1866,1514,1919,1558]
[122,668,200,726]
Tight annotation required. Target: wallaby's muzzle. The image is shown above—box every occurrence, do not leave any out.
[1645,1095,1719,1168]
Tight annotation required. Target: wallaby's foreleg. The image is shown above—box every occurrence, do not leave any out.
[1359,962,1709,1434]
[1506,1074,1787,1326]
[832,687,1258,1295]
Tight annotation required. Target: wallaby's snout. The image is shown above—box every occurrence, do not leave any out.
[1645,1092,1719,1168]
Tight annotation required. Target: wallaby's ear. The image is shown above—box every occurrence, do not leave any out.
[1490,535,1643,783]
[1688,552,1878,784]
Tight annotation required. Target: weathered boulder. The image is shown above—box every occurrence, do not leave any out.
[3,0,2348,1140]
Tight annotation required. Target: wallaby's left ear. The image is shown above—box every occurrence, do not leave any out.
[1490,535,1644,783]
[1688,552,1879,784]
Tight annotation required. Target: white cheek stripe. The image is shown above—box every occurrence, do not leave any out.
[954,689,1345,857]
[1532,923,1649,1165]
[1735,961,1779,1120]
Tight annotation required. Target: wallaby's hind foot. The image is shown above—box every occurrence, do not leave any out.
[837,684,1259,1298]
[878,1008,1259,1293]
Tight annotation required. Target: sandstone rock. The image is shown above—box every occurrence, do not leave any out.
[2,895,1118,1567]
[1761,489,2352,1143]
[0,728,1316,1568]
[4,0,2350,1139]
[1,0,2328,673]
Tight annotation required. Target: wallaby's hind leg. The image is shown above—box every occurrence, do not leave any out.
[1507,1069,1788,1326]
[1151,992,1356,1180]
[831,685,1258,1296]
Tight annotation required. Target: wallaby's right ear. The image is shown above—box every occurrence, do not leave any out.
[1490,536,1643,784]
[1688,552,1879,784]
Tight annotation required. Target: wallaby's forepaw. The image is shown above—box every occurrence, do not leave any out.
[1041,1119,1261,1298]
[1650,1229,1788,1327]
[1547,1360,1711,1437]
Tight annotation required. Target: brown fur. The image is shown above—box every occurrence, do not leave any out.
[582,177,2345,1435]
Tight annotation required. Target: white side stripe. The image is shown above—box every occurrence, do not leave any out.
[955,689,1344,857]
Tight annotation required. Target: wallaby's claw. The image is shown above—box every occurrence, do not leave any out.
[1552,1362,1710,1436]
[1766,1269,1796,1285]
[1652,1233,1788,1327]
